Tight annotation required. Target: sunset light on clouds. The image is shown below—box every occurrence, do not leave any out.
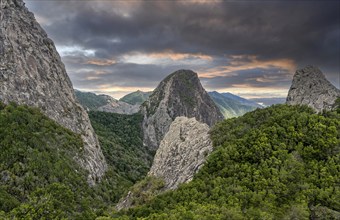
[25,0,339,99]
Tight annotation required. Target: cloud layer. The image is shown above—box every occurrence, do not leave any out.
[25,0,340,98]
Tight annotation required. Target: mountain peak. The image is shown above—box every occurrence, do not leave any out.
[293,65,325,79]
[141,69,223,150]
[169,69,197,77]
[161,69,198,85]
[0,0,107,184]
[286,66,340,112]
[120,90,152,105]
[2,0,25,8]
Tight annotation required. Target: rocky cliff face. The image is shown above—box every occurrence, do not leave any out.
[141,70,223,150]
[287,65,340,112]
[0,0,107,184]
[148,117,213,190]
[116,116,213,210]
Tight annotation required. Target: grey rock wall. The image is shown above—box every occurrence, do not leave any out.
[287,65,340,112]
[148,117,213,190]
[141,69,223,150]
[0,0,107,184]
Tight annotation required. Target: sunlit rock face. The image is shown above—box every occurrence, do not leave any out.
[0,0,107,184]
[116,116,213,211]
[286,65,340,112]
[141,69,223,150]
[148,117,213,190]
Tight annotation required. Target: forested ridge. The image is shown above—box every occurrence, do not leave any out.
[112,104,340,219]
[1,101,339,219]
[0,102,106,219]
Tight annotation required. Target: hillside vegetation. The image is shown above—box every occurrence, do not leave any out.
[89,111,153,185]
[0,102,105,219]
[209,91,260,119]
[120,91,152,105]
[75,90,109,111]
[114,105,340,219]
[0,103,154,219]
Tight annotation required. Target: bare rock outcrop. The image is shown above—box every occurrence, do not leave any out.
[148,116,213,190]
[116,117,213,210]
[141,70,223,150]
[0,0,107,184]
[287,65,340,112]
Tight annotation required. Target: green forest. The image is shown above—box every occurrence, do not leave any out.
[119,91,152,105]
[75,90,109,111]
[111,104,340,219]
[0,102,105,219]
[0,103,153,219]
[1,102,339,219]
[89,111,154,198]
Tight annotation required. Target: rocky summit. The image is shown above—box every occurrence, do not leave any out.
[148,117,213,190]
[286,65,340,112]
[0,0,107,184]
[141,69,223,150]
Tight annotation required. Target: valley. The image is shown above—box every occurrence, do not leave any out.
[0,0,339,219]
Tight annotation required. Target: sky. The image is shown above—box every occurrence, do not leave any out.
[25,0,340,99]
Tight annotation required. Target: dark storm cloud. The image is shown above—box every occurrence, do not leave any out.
[64,56,215,90]
[200,67,292,89]
[25,0,340,97]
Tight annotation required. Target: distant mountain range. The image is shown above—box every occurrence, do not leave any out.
[250,97,286,107]
[208,91,262,118]
[120,90,153,105]
[3,1,340,219]
[75,90,139,114]
[76,89,266,119]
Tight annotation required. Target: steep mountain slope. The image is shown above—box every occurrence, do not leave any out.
[115,105,340,219]
[209,91,261,118]
[75,90,110,111]
[0,103,104,219]
[220,92,261,108]
[120,90,153,105]
[148,117,213,190]
[0,0,106,183]
[141,69,224,150]
[89,111,153,186]
[287,65,340,112]
[75,90,139,114]
[116,117,213,210]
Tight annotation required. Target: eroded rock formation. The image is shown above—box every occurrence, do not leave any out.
[287,65,340,112]
[141,69,223,150]
[0,0,107,184]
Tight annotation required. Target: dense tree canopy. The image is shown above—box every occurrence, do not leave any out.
[113,105,340,219]
[2,102,339,219]
[89,111,154,201]
[0,102,102,219]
